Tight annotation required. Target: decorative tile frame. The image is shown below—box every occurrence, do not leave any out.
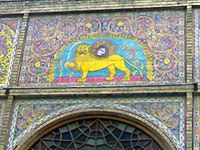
[193,10,200,149]
[194,11,199,83]
[0,17,21,88]
[194,96,199,150]
[8,97,185,150]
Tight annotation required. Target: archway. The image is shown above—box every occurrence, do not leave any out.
[14,108,176,150]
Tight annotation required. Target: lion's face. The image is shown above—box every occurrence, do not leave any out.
[75,44,91,56]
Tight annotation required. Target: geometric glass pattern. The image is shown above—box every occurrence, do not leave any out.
[29,118,163,150]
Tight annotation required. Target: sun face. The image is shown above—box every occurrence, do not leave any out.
[91,40,116,58]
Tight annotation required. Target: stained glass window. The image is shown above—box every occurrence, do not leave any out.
[30,118,163,150]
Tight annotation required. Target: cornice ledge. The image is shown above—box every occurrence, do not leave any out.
[0,1,188,15]
[8,83,195,96]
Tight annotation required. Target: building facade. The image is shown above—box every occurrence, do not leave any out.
[0,0,199,149]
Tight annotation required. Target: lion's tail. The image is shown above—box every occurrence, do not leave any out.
[124,59,143,77]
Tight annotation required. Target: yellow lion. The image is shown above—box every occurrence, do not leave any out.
[65,42,142,82]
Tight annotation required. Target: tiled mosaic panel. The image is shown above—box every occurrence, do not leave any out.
[0,101,5,133]
[19,10,185,87]
[0,17,21,88]
[194,97,199,150]
[8,97,185,150]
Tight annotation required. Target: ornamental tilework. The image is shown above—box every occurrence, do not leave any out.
[8,97,185,150]
[195,11,200,83]
[194,97,199,150]
[19,10,185,87]
[0,17,21,88]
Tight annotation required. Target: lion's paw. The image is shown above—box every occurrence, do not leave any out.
[77,78,86,83]
[105,76,114,81]
[122,77,130,81]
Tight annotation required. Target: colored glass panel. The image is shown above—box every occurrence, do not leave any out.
[30,118,162,150]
